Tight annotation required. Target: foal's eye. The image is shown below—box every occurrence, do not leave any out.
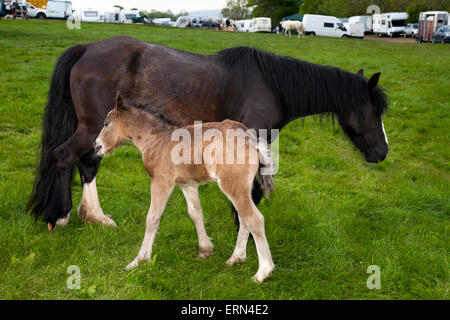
[104,121,110,127]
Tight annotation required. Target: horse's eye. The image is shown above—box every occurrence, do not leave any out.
[104,121,110,127]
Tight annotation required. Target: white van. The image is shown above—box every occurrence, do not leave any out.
[46,0,72,19]
[22,2,46,19]
[303,14,351,37]
[343,22,365,38]
[249,17,271,33]
[372,12,408,37]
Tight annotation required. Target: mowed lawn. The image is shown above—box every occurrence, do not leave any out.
[0,19,448,300]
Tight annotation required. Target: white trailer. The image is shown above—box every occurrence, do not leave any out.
[343,22,365,38]
[303,14,351,38]
[372,12,408,37]
[348,15,372,33]
[249,17,271,33]
[79,8,100,22]
[103,8,121,23]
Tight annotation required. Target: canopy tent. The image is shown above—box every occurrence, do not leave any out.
[282,13,303,22]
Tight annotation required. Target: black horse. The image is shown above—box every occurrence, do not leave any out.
[28,36,389,229]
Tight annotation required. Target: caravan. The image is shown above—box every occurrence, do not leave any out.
[80,8,100,22]
[249,17,271,33]
[303,14,351,38]
[121,9,138,24]
[235,19,252,32]
[372,12,408,37]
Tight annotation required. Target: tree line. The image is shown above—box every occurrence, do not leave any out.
[221,0,450,24]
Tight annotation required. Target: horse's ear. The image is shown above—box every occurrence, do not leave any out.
[368,72,381,91]
[115,91,125,110]
[357,69,364,77]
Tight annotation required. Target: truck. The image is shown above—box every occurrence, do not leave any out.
[348,15,372,33]
[302,14,351,38]
[372,12,408,37]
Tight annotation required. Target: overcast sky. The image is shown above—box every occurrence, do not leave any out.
[71,0,226,12]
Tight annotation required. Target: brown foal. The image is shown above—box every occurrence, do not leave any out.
[94,93,275,283]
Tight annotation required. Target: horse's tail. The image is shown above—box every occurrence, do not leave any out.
[27,44,87,225]
[256,138,275,199]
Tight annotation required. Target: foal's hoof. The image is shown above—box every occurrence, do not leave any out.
[252,267,274,284]
[125,260,139,270]
[226,256,246,266]
[103,215,118,229]
[197,245,214,259]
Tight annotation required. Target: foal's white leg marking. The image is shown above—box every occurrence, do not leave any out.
[126,183,173,270]
[181,185,213,258]
[56,212,70,227]
[381,120,389,145]
[78,177,117,228]
[226,215,250,266]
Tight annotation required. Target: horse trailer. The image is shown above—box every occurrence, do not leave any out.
[372,12,408,37]
[417,11,449,42]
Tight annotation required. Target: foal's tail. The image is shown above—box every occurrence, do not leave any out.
[27,44,87,224]
[256,139,275,199]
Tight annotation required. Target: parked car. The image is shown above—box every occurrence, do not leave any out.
[432,25,450,43]
[404,23,418,37]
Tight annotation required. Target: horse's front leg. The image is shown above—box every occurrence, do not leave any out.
[77,150,117,228]
[126,180,173,270]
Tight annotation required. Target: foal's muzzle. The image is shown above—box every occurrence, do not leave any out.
[93,140,104,157]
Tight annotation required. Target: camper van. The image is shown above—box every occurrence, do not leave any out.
[45,0,72,19]
[303,14,351,37]
[121,9,138,24]
[372,12,408,37]
[348,15,372,33]
[417,11,449,42]
[249,17,271,33]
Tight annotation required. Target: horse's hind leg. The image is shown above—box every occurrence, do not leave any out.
[181,185,213,258]
[77,149,117,228]
[220,178,274,283]
[226,214,250,265]
[231,178,263,229]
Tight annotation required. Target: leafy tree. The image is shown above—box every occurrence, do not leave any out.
[221,0,251,20]
[247,0,302,25]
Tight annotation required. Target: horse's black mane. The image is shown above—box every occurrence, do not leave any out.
[218,46,388,118]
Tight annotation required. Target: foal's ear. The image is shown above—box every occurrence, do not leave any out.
[357,69,364,77]
[115,91,125,110]
[368,72,381,91]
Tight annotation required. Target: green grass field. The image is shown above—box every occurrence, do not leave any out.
[0,19,448,300]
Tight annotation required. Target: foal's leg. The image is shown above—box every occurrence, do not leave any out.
[77,150,117,228]
[220,179,274,283]
[181,185,214,258]
[126,180,173,270]
[231,179,263,229]
[226,215,250,266]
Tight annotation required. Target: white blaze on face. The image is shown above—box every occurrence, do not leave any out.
[381,120,388,145]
